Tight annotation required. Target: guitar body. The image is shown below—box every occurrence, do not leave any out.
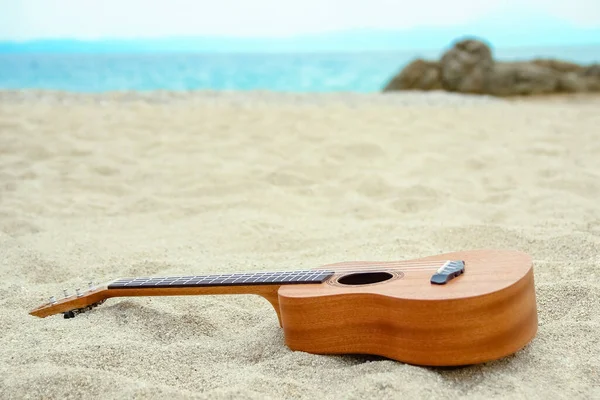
[29,249,538,366]
[278,250,538,366]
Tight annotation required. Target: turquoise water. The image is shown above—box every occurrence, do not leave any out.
[1,46,598,93]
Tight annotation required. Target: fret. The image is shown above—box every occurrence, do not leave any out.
[108,269,334,289]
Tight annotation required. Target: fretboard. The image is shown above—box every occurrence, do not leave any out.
[107,269,334,289]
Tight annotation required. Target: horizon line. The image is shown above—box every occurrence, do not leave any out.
[1,43,599,58]
[3,21,600,43]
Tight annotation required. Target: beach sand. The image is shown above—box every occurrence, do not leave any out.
[1,90,598,399]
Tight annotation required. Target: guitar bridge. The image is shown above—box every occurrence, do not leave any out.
[430,261,465,285]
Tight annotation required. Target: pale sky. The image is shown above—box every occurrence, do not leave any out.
[1,0,599,40]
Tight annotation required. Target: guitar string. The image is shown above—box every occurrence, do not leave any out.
[48,270,452,306]
[48,262,459,304]
[323,262,449,270]
[324,267,447,274]
[321,260,453,268]
[118,261,452,280]
[114,266,449,287]
[117,267,443,283]
[118,262,452,279]
[108,260,464,288]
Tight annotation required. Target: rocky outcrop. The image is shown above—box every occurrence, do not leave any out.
[383,38,600,96]
[487,62,561,96]
[383,59,442,91]
[531,59,584,74]
[439,39,494,94]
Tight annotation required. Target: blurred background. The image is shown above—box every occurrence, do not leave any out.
[1,0,599,93]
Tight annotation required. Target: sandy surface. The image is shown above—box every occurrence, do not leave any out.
[0,90,598,399]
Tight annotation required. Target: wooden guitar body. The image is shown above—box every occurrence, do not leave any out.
[29,249,538,366]
[278,249,537,366]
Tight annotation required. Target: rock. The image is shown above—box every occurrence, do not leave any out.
[382,37,600,96]
[487,62,560,96]
[583,76,600,91]
[583,64,600,78]
[581,64,600,91]
[557,72,588,93]
[439,39,494,93]
[383,59,442,91]
[531,59,585,74]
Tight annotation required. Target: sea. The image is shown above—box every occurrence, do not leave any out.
[1,45,599,93]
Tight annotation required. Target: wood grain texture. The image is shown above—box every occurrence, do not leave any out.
[278,249,538,366]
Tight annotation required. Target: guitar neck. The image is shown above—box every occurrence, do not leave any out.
[28,269,335,319]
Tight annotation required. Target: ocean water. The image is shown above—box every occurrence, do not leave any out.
[1,46,598,93]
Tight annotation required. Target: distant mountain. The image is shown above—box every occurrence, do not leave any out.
[1,11,599,53]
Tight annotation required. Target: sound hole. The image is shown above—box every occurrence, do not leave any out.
[337,272,394,286]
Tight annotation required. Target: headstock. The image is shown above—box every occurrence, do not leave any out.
[29,281,110,319]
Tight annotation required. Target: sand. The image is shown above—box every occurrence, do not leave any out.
[0,90,598,399]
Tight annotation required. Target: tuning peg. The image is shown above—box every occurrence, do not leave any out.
[76,288,82,297]
[88,282,94,291]
[63,289,69,298]
[49,296,56,304]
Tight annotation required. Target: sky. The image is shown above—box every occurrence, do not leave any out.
[1,0,600,41]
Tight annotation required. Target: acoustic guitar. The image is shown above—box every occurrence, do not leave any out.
[29,249,538,366]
